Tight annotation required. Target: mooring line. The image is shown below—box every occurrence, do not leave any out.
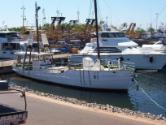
[140,87,166,112]
[134,79,166,112]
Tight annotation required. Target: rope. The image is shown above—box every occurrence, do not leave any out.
[134,79,166,112]
[97,0,103,22]
[140,87,166,112]
[88,0,93,18]
[102,0,112,10]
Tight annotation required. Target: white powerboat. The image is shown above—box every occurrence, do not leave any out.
[0,31,27,59]
[70,32,166,71]
[80,31,138,54]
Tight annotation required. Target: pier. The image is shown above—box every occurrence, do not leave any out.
[0,54,69,74]
[0,60,15,74]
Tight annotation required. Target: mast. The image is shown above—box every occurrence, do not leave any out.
[94,0,100,59]
[35,2,40,53]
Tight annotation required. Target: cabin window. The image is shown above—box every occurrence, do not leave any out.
[2,43,20,50]
[114,33,125,37]
[95,47,121,53]
[101,32,125,38]
[0,34,6,38]
[101,33,114,38]
[0,33,20,41]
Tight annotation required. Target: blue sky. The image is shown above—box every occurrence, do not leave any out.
[0,0,166,29]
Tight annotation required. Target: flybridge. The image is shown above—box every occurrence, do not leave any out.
[0,31,20,43]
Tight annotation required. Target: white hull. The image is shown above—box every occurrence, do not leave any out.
[70,53,166,70]
[0,51,16,59]
[13,67,133,90]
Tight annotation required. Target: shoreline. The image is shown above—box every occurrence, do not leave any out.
[25,90,165,125]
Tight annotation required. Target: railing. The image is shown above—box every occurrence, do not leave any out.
[0,88,28,125]
[107,59,135,71]
[0,89,27,111]
[14,59,135,73]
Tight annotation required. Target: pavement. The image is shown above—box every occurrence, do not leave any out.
[0,91,165,125]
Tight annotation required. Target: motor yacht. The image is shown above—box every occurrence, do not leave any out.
[70,31,166,71]
[0,31,26,59]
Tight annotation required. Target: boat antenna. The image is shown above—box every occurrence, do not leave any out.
[94,0,100,59]
[35,2,41,53]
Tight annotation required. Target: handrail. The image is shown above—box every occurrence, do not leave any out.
[0,89,27,111]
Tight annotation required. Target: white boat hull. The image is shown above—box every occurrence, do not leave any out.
[13,67,133,90]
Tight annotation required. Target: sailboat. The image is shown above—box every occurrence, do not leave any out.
[13,1,134,91]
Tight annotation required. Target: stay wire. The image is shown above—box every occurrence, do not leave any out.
[134,79,166,112]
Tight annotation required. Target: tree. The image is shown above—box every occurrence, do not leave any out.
[147,27,155,33]
[136,27,145,34]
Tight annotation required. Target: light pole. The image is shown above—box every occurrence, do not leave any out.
[21,6,26,30]
[77,10,80,23]
[155,13,159,31]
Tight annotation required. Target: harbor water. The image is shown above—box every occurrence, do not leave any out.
[1,72,166,117]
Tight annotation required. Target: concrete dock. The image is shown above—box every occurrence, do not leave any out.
[0,59,15,67]
[0,59,15,73]
[0,54,69,74]
[1,92,164,125]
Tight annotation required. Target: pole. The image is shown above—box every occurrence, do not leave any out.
[94,0,100,59]
[155,13,159,31]
[21,6,26,30]
[35,2,40,53]
[42,9,46,26]
[77,10,80,23]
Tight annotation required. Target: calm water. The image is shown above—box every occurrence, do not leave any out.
[1,72,166,116]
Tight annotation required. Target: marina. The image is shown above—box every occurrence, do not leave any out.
[0,0,166,124]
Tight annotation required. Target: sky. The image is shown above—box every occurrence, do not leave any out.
[0,0,166,29]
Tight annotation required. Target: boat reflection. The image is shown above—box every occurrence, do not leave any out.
[10,74,134,109]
